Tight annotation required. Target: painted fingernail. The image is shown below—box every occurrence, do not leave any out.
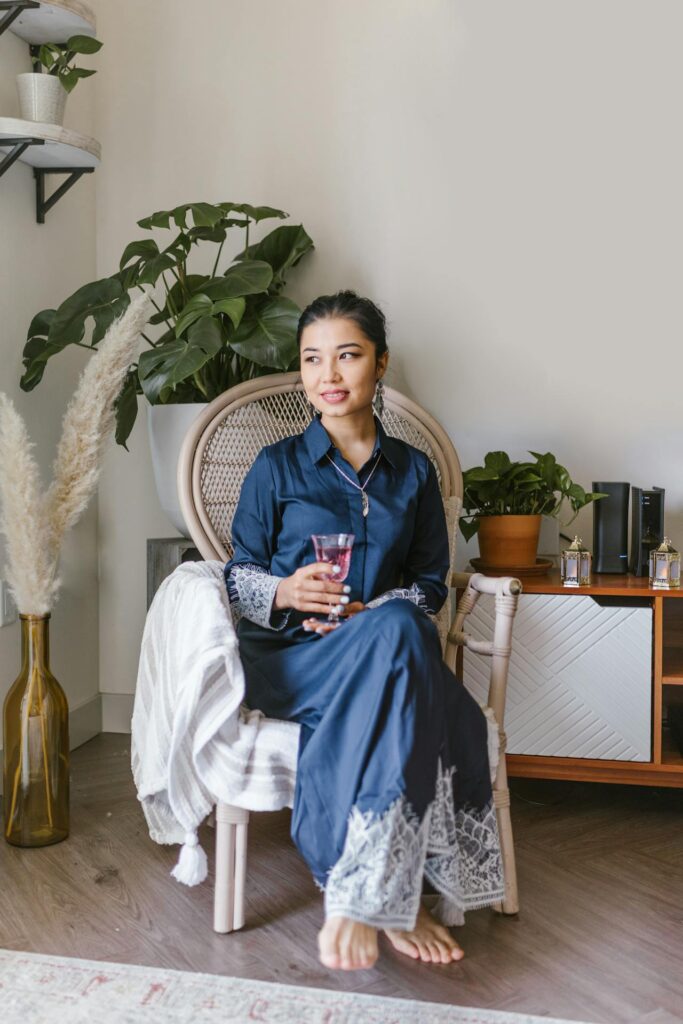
[343,585,351,594]
[332,565,341,575]
[303,624,312,631]
[340,596,349,604]
[335,604,344,614]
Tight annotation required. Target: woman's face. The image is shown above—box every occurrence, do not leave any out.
[299,316,388,420]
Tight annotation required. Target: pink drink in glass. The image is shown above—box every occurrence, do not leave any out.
[311,533,355,621]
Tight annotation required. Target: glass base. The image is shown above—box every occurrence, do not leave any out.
[5,826,69,848]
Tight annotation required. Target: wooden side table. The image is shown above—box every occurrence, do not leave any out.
[462,569,683,788]
[147,537,202,609]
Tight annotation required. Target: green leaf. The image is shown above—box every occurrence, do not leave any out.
[230,296,300,369]
[91,294,131,345]
[213,296,245,330]
[137,209,172,230]
[483,451,511,474]
[190,203,225,228]
[174,293,214,337]
[20,309,57,390]
[59,68,80,93]
[66,34,103,54]
[203,260,272,298]
[236,224,314,290]
[119,238,159,270]
[459,517,480,541]
[138,317,224,402]
[220,203,288,223]
[137,252,178,286]
[114,369,139,449]
[48,277,126,347]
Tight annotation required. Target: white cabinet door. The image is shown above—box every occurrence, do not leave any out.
[462,593,652,761]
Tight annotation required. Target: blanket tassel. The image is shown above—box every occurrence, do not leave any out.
[171,831,208,886]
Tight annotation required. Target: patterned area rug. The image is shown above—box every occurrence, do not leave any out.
[0,950,593,1024]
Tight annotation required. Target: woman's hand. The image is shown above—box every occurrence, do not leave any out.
[274,562,352,616]
[302,601,366,636]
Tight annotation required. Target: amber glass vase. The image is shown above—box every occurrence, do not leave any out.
[3,614,69,846]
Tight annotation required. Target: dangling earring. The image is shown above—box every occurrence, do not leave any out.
[374,378,385,418]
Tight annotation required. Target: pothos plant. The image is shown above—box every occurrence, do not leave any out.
[459,450,606,541]
[21,202,314,447]
[36,35,103,93]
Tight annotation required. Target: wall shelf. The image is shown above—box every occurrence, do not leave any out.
[0,117,99,220]
[1,0,94,43]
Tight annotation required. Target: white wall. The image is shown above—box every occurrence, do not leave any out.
[0,27,100,751]
[91,0,683,723]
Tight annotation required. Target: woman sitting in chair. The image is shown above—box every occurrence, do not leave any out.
[224,291,504,971]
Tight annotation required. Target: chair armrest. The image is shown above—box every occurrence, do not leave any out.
[451,570,522,597]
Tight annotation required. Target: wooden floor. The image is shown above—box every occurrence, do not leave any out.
[0,734,681,1024]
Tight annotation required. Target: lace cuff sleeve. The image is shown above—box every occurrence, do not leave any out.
[226,562,291,630]
[365,582,431,613]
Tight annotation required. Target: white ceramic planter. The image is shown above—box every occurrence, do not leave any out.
[147,402,206,537]
[16,73,67,125]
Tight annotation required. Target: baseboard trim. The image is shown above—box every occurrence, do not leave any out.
[101,692,134,734]
[70,694,102,749]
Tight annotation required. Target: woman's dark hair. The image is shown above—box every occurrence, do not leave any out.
[297,290,388,358]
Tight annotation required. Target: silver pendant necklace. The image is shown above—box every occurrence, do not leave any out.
[325,452,381,517]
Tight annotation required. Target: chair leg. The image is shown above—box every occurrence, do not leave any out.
[214,803,250,933]
[493,745,519,915]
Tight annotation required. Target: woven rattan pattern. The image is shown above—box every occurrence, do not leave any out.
[200,391,445,557]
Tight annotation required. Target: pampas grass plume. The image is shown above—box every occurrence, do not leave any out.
[0,291,152,613]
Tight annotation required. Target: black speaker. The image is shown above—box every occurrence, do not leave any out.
[592,481,629,574]
[630,486,665,576]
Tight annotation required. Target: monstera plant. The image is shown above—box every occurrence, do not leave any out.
[21,201,314,448]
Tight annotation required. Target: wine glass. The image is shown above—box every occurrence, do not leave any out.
[311,533,355,623]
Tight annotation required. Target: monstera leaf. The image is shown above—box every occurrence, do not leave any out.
[22,201,313,447]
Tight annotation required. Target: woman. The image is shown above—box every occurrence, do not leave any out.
[224,291,504,971]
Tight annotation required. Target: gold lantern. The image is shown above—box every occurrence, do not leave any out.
[560,535,592,587]
[649,537,680,589]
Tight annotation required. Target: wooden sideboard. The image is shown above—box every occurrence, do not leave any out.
[461,570,683,788]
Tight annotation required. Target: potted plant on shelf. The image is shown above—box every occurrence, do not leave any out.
[21,201,314,533]
[17,35,103,126]
[460,450,606,574]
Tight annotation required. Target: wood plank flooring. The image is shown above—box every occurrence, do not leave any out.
[0,734,681,1023]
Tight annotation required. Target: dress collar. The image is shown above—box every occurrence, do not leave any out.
[303,414,402,470]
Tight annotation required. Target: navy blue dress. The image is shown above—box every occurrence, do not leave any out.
[224,415,504,928]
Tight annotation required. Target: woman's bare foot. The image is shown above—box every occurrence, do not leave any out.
[384,903,464,964]
[318,916,378,970]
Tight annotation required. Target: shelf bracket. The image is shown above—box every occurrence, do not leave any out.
[0,1,39,38]
[34,166,94,223]
[0,135,43,176]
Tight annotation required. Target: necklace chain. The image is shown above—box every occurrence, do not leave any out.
[325,452,381,516]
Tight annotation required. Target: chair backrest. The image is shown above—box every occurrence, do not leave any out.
[177,372,462,564]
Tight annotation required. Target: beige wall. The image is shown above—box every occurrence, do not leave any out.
[91,0,683,722]
[0,28,100,750]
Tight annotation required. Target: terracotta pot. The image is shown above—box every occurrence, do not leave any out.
[477,514,542,569]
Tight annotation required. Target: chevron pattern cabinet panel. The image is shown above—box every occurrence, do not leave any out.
[463,593,652,761]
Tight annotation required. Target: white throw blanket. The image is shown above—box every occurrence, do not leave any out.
[132,560,499,886]
[132,560,300,884]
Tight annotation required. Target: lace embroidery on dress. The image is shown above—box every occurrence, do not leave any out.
[226,563,289,630]
[321,760,504,929]
[365,582,429,612]
[324,795,432,930]
[424,761,505,926]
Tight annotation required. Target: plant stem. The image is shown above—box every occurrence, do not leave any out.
[211,240,225,279]
[162,273,178,318]
[192,370,208,398]
[138,286,173,330]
